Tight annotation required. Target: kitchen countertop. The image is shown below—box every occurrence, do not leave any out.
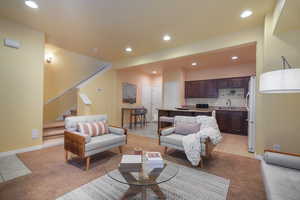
[157,108,213,112]
[157,106,248,112]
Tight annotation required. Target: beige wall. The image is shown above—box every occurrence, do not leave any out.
[44,44,107,122]
[162,67,185,108]
[116,70,153,125]
[255,13,300,154]
[44,44,106,100]
[44,89,78,122]
[185,63,256,81]
[77,68,161,127]
[0,18,44,152]
[77,69,118,125]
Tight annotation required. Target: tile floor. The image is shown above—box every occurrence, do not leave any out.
[0,155,31,182]
[127,122,158,138]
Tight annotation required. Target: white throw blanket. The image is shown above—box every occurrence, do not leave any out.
[182,116,222,166]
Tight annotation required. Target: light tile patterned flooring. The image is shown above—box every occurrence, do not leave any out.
[127,122,158,139]
[128,122,254,158]
[0,155,31,182]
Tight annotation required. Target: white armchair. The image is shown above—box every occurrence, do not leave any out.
[158,115,222,167]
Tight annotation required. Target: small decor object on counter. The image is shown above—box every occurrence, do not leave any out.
[120,155,142,170]
[175,107,189,110]
[134,147,143,155]
[145,152,164,168]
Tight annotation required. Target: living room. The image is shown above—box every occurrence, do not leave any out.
[1,0,300,200]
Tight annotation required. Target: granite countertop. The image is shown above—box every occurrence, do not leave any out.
[158,106,248,112]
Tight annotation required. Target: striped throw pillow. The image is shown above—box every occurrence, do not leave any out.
[77,121,108,137]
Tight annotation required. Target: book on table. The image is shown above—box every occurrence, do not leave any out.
[119,155,142,169]
[145,152,164,167]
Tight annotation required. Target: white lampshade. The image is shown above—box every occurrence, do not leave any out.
[260,68,300,93]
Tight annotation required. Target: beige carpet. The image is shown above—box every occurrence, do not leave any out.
[0,134,266,200]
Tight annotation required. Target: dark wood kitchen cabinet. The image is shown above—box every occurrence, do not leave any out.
[185,76,250,98]
[216,110,248,136]
[185,80,218,98]
[185,81,198,98]
[217,77,250,88]
[217,77,250,97]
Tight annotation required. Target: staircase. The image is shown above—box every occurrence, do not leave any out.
[43,63,111,142]
[43,109,77,141]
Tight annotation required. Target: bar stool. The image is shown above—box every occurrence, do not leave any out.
[131,108,147,128]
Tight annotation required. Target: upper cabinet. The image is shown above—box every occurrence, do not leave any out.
[185,76,250,98]
[185,80,218,98]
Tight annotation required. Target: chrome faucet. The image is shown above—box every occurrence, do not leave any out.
[226,99,232,107]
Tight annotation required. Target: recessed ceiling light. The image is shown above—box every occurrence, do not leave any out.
[232,56,239,60]
[192,62,197,66]
[240,10,253,18]
[25,0,39,9]
[152,70,157,74]
[125,47,132,52]
[163,34,171,41]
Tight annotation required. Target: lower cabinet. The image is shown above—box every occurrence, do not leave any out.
[216,110,248,136]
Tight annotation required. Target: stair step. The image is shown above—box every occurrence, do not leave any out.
[43,121,65,129]
[43,127,65,137]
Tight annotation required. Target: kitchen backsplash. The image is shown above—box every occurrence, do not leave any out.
[186,88,246,107]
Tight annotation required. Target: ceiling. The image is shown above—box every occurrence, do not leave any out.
[121,43,256,75]
[0,0,274,61]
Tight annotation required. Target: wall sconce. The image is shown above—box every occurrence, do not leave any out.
[45,53,54,63]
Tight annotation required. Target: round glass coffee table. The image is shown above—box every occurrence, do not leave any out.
[105,155,179,200]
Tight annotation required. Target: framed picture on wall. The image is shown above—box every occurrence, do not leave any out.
[122,82,137,104]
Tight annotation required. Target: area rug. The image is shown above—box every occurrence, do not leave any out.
[0,155,31,182]
[57,162,230,200]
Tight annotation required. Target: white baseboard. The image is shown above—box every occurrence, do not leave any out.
[0,139,64,157]
[254,153,263,160]
[0,145,42,158]
[42,139,64,148]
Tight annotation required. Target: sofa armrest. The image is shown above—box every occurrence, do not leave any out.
[159,127,175,136]
[263,149,300,170]
[264,149,300,157]
[64,131,86,158]
[108,126,127,136]
[70,131,91,143]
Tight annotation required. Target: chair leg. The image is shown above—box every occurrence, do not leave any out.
[65,150,69,161]
[119,146,123,154]
[129,114,132,129]
[164,147,168,154]
[86,157,90,171]
[198,159,203,168]
[140,115,143,128]
[143,114,146,126]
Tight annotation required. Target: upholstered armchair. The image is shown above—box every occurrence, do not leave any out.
[64,115,127,170]
[158,115,221,167]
